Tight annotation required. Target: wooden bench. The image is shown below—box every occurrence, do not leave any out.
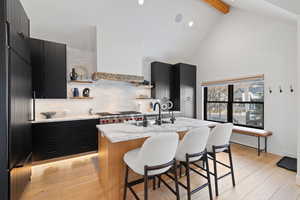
[232,126,272,156]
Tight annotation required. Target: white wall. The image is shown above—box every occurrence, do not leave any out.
[191,8,298,157]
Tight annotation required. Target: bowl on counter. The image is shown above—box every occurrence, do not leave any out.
[40,112,57,119]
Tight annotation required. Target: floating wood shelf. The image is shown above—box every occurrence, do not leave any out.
[70,97,94,100]
[69,80,95,84]
[135,97,153,100]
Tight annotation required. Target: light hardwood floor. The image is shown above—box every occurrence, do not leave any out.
[21,144,300,200]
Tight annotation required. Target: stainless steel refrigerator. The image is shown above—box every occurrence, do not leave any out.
[0,0,32,199]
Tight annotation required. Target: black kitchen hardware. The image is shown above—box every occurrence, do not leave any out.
[83,88,90,97]
[30,38,67,99]
[70,68,78,81]
[32,119,98,162]
[1,0,32,199]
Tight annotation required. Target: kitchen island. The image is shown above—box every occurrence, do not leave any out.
[97,117,217,200]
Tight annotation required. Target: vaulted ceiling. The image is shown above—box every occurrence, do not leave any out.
[20,0,297,63]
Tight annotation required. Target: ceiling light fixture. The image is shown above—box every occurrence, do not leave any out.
[188,21,194,27]
[138,0,144,6]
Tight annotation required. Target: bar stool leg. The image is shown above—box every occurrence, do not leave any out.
[123,165,129,200]
[185,156,192,200]
[228,145,236,186]
[205,153,213,200]
[173,161,180,200]
[153,177,156,190]
[212,148,219,196]
[144,167,149,200]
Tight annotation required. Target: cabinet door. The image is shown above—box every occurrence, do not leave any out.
[30,39,45,98]
[43,41,67,98]
[151,62,172,100]
[69,120,98,154]
[7,0,30,62]
[32,123,66,161]
[9,51,32,169]
[180,64,196,118]
[30,39,67,99]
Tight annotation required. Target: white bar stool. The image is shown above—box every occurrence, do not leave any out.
[123,132,180,200]
[206,123,235,196]
[173,127,213,200]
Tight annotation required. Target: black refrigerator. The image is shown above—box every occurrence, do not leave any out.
[0,0,32,199]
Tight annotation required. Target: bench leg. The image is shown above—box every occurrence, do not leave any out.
[258,136,260,156]
[265,137,267,153]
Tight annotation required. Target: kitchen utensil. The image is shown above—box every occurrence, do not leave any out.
[82,88,90,97]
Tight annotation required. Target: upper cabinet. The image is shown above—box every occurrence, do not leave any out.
[151,62,172,100]
[30,38,67,99]
[6,0,30,62]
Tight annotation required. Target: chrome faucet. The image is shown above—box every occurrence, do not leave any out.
[153,102,162,125]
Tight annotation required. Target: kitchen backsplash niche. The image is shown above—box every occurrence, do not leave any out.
[35,80,153,119]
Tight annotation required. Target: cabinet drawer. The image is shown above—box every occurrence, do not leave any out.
[7,0,30,62]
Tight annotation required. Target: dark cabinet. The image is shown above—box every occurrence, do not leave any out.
[172,63,196,118]
[9,51,32,169]
[7,0,30,62]
[151,62,196,118]
[151,62,172,100]
[32,119,98,161]
[30,38,67,99]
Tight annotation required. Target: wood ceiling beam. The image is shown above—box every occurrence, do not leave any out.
[202,0,230,14]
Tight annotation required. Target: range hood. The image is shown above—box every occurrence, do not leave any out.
[92,72,144,83]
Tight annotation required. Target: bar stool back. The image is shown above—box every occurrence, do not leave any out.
[206,123,235,196]
[123,132,180,200]
[175,127,213,200]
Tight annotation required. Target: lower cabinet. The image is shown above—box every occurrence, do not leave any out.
[32,119,98,161]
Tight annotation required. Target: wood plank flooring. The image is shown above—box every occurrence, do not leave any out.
[21,144,300,200]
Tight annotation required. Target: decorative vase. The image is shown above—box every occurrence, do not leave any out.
[70,68,78,81]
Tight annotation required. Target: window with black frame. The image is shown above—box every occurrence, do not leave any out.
[204,79,264,129]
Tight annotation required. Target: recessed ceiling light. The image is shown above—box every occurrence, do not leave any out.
[138,0,144,6]
[188,21,194,27]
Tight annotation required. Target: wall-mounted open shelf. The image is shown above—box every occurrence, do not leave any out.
[70,97,94,100]
[69,80,95,84]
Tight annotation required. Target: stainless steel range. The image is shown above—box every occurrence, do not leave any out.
[96,111,144,124]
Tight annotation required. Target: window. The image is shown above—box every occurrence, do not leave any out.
[204,79,264,129]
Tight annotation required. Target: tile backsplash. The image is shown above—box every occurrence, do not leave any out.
[35,80,154,119]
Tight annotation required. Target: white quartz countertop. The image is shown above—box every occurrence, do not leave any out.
[31,115,100,123]
[97,117,218,143]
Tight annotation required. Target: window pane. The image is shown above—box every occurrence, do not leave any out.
[233,103,263,128]
[207,103,227,122]
[207,86,228,101]
[234,81,264,102]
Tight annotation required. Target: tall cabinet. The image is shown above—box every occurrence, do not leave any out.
[1,0,32,199]
[172,63,196,118]
[151,62,196,118]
